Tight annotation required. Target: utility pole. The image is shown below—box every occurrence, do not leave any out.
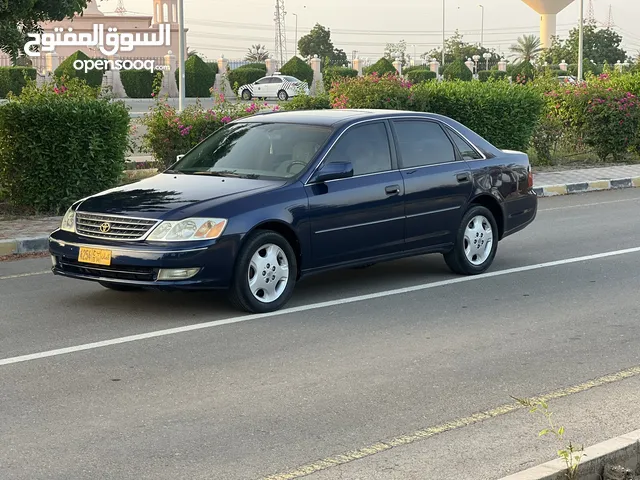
[177,0,185,112]
[274,0,288,69]
[479,4,484,47]
[442,0,446,67]
[292,12,298,57]
[578,0,584,82]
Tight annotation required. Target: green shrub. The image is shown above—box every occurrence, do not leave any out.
[364,57,397,76]
[479,70,509,82]
[511,61,536,84]
[54,50,105,88]
[0,67,37,98]
[403,65,429,74]
[409,80,544,152]
[546,82,640,161]
[568,60,602,77]
[280,56,313,86]
[120,69,157,98]
[282,93,331,111]
[329,72,412,109]
[241,62,267,72]
[323,66,358,91]
[142,99,279,168]
[443,58,473,81]
[0,78,130,214]
[205,61,220,75]
[406,69,437,84]
[228,68,266,93]
[175,55,217,97]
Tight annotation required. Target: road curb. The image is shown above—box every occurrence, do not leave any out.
[498,428,640,480]
[533,176,640,197]
[0,236,49,256]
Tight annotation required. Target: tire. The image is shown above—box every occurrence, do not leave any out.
[241,89,252,100]
[277,90,289,101]
[228,230,297,313]
[99,282,143,292]
[443,205,498,275]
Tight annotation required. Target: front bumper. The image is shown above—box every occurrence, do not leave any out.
[49,230,239,290]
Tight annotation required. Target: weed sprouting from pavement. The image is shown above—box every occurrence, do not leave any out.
[511,396,585,480]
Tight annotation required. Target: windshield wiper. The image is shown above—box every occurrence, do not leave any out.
[164,169,189,175]
[193,170,243,178]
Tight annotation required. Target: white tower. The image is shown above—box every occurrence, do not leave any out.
[521,0,575,49]
[153,0,178,24]
[83,0,105,16]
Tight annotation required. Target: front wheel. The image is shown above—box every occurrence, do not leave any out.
[228,230,297,313]
[443,205,498,275]
[277,90,289,101]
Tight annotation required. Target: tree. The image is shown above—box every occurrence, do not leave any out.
[510,35,542,63]
[542,23,627,65]
[245,44,269,62]
[298,23,346,66]
[0,0,89,61]
[385,40,408,66]
[424,31,500,65]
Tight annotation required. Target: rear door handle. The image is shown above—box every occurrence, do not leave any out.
[385,185,401,195]
[457,173,471,183]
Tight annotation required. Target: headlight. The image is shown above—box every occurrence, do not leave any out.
[60,207,76,233]
[147,218,227,242]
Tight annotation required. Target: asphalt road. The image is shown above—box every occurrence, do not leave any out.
[1,189,640,480]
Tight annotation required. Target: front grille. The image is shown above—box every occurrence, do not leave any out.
[58,258,157,282]
[75,212,158,241]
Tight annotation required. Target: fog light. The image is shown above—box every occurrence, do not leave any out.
[51,255,57,267]
[157,268,200,280]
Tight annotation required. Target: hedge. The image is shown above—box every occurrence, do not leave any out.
[323,66,358,91]
[0,79,130,214]
[228,68,266,92]
[120,69,157,98]
[205,61,220,75]
[478,70,509,82]
[282,93,331,111]
[406,69,436,84]
[443,58,473,81]
[0,67,37,98]
[175,55,216,97]
[241,62,267,72]
[511,61,536,84]
[408,80,544,151]
[364,57,397,76]
[280,56,313,86]
[54,50,104,88]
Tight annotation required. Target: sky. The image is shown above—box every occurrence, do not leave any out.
[96,0,640,62]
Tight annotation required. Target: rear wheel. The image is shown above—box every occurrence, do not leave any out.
[228,230,297,313]
[241,89,252,100]
[444,205,498,275]
[277,90,289,101]
[99,282,143,292]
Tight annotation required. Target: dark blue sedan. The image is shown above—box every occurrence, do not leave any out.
[49,109,537,313]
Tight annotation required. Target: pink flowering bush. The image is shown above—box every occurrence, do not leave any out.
[328,72,412,110]
[544,82,640,161]
[142,97,278,167]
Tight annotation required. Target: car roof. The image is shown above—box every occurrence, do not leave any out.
[238,109,503,156]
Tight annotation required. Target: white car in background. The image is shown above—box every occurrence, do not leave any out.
[237,73,309,101]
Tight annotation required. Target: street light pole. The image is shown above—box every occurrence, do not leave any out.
[292,12,298,57]
[479,4,484,47]
[442,0,446,67]
[578,0,584,81]
[177,0,185,112]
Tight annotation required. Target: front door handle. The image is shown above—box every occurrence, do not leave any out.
[457,173,471,183]
[385,185,401,195]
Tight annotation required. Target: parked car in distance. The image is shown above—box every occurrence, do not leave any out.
[237,73,309,101]
[49,109,538,313]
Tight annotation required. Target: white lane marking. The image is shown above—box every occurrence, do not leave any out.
[0,270,50,280]
[539,197,640,212]
[2,246,640,367]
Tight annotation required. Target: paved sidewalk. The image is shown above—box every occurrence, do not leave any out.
[1,165,640,257]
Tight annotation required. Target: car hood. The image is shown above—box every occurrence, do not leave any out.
[77,173,286,219]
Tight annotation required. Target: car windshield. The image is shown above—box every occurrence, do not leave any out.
[168,122,333,180]
[283,76,299,82]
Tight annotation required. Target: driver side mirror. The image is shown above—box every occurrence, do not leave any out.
[311,161,354,183]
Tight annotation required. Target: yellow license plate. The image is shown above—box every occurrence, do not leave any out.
[78,247,112,266]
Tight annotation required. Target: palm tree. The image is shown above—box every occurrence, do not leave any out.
[245,44,270,62]
[510,35,542,63]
